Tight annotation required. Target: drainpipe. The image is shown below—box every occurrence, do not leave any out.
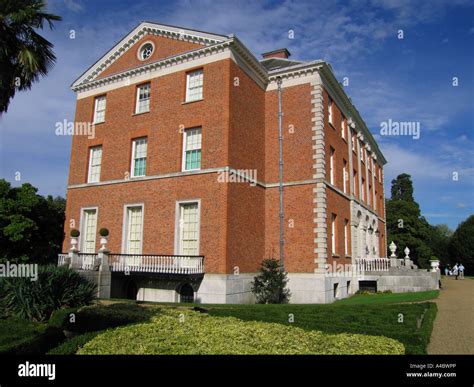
[277,76,285,272]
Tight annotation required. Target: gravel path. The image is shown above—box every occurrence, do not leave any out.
[428,277,474,354]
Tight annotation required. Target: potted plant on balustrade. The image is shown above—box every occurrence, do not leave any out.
[99,228,109,250]
[70,229,80,250]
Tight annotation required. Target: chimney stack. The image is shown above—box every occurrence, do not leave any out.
[262,48,291,60]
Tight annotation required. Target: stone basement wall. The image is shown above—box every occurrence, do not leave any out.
[362,270,440,293]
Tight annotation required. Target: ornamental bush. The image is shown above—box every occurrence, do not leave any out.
[0,265,96,322]
[77,309,405,355]
[98,228,109,237]
[251,258,291,304]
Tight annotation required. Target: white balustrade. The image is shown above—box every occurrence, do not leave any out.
[108,254,204,274]
[78,253,98,270]
[58,254,69,267]
[355,257,390,272]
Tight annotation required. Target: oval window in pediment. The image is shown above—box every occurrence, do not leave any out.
[138,42,154,61]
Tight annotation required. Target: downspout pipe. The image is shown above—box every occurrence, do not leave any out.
[277,77,285,272]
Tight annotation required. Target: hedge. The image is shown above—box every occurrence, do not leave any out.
[47,331,102,355]
[0,318,64,355]
[62,303,154,333]
[78,310,405,355]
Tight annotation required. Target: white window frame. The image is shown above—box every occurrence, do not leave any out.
[135,83,151,114]
[130,137,147,178]
[341,115,346,139]
[328,97,334,125]
[182,128,202,172]
[329,147,335,185]
[137,41,155,61]
[80,207,98,253]
[87,146,102,183]
[174,199,201,256]
[185,69,204,102]
[343,160,347,194]
[331,213,336,255]
[361,178,365,202]
[344,219,349,256]
[121,204,144,255]
[93,95,106,124]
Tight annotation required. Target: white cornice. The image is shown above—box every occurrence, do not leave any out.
[319,63,387,165]
[70,22,387,166]
[72,22,228,89]
[73,40,235,93]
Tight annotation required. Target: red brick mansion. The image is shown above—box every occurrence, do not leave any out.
[61,22,392,303]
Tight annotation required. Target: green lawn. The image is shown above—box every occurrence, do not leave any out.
[334,290,439,305]
[0,319,46,354]
[2,291,439,355]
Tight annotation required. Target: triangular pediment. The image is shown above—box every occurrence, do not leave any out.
[72,22,228,88]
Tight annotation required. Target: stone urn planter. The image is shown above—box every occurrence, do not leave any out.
[99,228,109,251]
[430,259,440,273]
[70,229,80,251]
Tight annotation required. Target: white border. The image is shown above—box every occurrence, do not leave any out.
[181,127,202,172]
[87,146,102,183]
[121,203,145,254]
[136,41,155,61]
[93,95,106,124]
[174,199,201,256]
[79,207,99,253]
[135,83,151,114]
[130,137,147,178]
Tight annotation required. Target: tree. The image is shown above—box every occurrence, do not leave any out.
[385,174,432,268]
[0,0,61,114]
[449,215,474,273]
[251,258,291,304]
[0,179,65,263]
[390,173,414,202]
[428,224,453,267]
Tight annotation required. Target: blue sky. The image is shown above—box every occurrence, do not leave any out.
[0,0,473,230]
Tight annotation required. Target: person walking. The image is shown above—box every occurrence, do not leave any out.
[459,263,465,279]
[445,266,449,277]
[453,263,459,280]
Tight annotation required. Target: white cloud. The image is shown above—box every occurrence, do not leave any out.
[379,141,474,185]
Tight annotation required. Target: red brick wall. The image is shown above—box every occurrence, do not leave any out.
[63,175,228,274]
[323,89,352,266]
[265,84,313,183]
[225,61,266,273]
[264,83,315,273]
[98,34,202,79]
[65,34,388,278]
[69,59,231,186]
[265,185,315,273]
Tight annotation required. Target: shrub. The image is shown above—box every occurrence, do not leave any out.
[251,258,290,304]
[48,307,79,329]
[0,265,96,322]
[77,310,404,355]
[64,303,155,333]
[70,229,80,237]
[99,228,109,237]
[47,331,101,355]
